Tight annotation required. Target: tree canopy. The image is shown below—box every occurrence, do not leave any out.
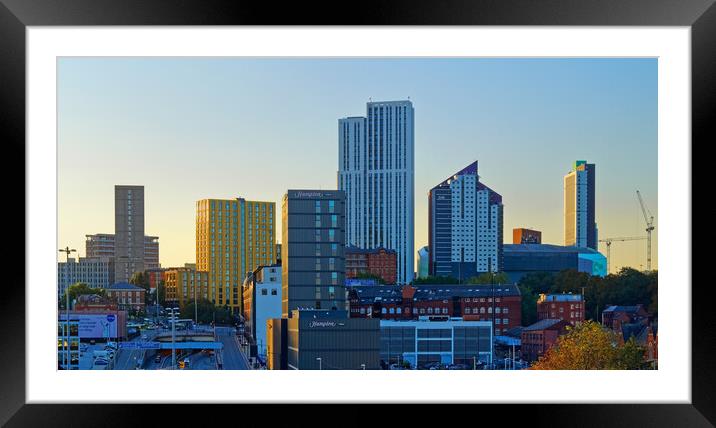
[60,282,105,308]
[530,320,646,370]
[412,275,461,285]
[179,298,235,324]
[466,272,510,285]
[518,268,657,324]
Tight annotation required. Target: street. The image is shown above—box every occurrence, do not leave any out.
[215,326,250,370]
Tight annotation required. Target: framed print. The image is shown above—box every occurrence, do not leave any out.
[2,0,714,425]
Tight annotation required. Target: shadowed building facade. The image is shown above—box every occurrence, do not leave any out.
[428,161,503,281]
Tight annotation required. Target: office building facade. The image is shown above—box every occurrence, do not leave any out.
[380,318,493,369]
[564,160,597,249]
[503,243,607,283]
[164,265,209,306]
[348,283,521,336]
[281,190,346,317]
[196,198,276,312]
[428,161,503,280]
[286,309,380,370]
[115,185,145,283]
[242,264,282,358]
[337,100,415,284]
[57,257,115,299]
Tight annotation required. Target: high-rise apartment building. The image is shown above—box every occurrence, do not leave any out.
[196,198,275,312]
[564,161,597,249]
[428,161,503,280]
[281,190,346,317]
[338,100,415,284]
[114,185,145,283]
[85,234,160,269]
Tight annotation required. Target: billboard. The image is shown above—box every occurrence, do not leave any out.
[60,313,119,338]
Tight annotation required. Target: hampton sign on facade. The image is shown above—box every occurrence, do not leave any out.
[308,320,346,328]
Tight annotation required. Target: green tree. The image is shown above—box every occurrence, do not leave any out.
[519,285,539,326]
[130,271,152,305]
[179,298,235,325]
[518,268,658,322]
[466,272,510,285]
[60,282,105,309]
[615,336,646,369]
[412,275,460,285]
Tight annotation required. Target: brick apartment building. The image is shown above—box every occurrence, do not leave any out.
[348,284,521,336]
[345,246,398,284]
[520,318,571,363]
[537,293,585,325]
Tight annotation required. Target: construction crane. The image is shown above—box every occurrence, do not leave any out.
[636,190,655,271]
[599,236,647,274]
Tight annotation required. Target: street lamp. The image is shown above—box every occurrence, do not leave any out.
[59,246,76,369]
[316,357,322,370]
[167,307,180,370]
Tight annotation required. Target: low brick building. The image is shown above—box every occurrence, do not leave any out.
[601,304,650,331]
[348,283,522,336]
[537,293,585,325]
[345,246,398,284]
[106,282,146,312]
[520,318,571,363]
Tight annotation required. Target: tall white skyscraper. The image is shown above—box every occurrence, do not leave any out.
[338,100,415,284]
[564,161,597,250]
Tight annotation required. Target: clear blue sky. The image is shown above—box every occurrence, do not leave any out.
[58,57,658,272]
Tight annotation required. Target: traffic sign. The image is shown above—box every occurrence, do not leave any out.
[107,314,116,322]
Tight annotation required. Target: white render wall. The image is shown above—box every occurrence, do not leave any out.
[338,101,414,284]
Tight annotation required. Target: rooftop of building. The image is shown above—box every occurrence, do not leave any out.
[345,245,397,255]
[602,304,646,314]
[349,284,521,304]
[291,309,349,319]
[504,243,603,255]
[106,282,145,291]
[620,322,651,344]
[538,294,584,302]
[523,318,569,332]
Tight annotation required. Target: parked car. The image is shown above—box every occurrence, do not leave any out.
[155,355,162,364]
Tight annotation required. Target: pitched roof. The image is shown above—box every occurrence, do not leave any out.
[523,319,568,331]
[107,282,145,291]
[603,305,644,314]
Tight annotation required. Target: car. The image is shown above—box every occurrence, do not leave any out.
[142,334,148,340]
[155,355,162,364]
[89,339,96,345]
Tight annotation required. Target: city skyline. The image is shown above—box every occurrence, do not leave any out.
[58,57,658,272]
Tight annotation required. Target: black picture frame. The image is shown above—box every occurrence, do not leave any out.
[1,0,712,425]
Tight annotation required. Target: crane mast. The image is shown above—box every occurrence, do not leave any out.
[599,236,647,274]
[636,190,655,271]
